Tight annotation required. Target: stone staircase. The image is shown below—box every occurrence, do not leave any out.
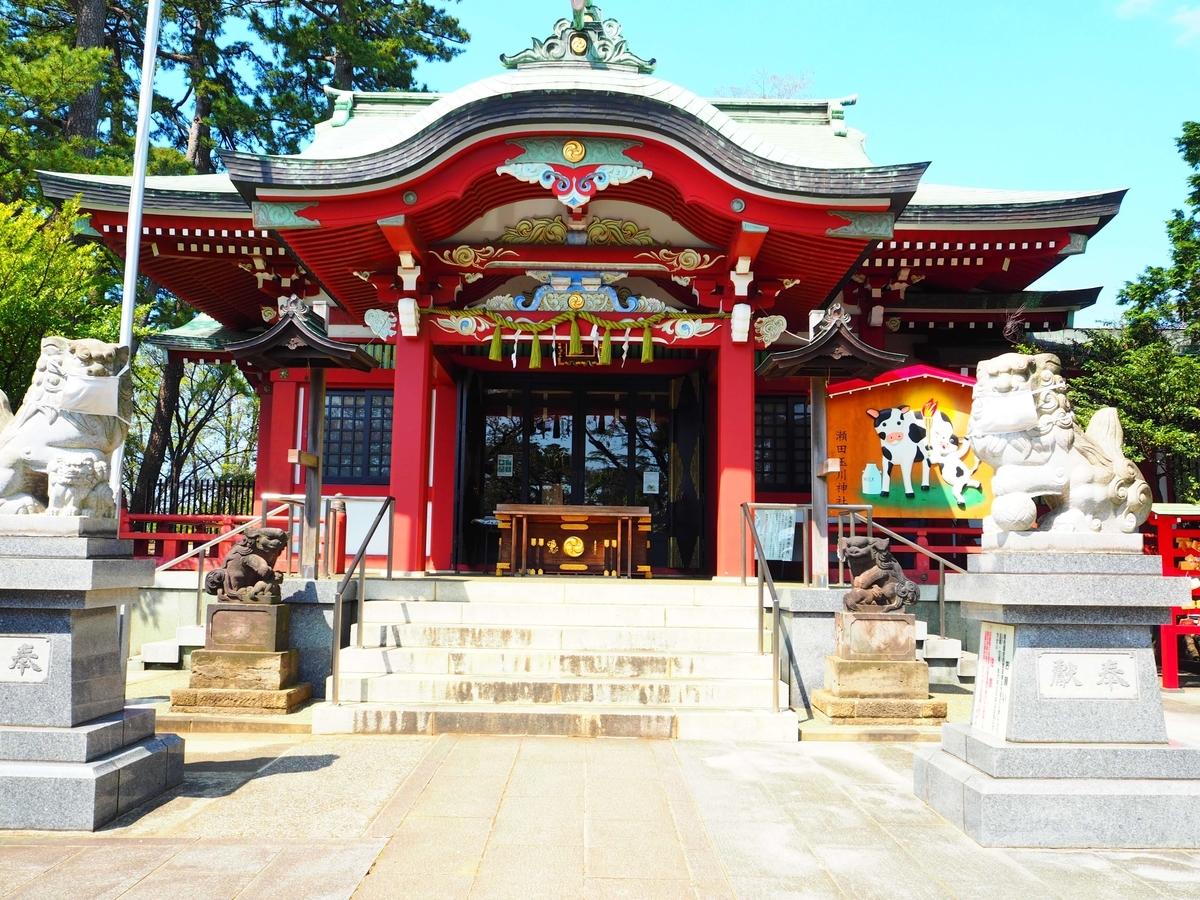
[311,579,796,741]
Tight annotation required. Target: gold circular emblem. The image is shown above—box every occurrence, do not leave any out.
[568,293,586,310]
[562,139,587,164]
[563,536,586,558]
[570,34,588,55]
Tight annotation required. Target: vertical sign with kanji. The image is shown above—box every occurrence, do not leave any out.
[972,622,1015,738]
[753,508,797,562]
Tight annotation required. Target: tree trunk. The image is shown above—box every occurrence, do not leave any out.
[65,0,107,153]
[185,92,213,173]
[130,358,184,514]
[333,50,353,91]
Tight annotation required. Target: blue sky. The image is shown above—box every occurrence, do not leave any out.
[413,0,1196,326]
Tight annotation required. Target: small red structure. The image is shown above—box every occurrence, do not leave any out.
[1146,505,1200,689]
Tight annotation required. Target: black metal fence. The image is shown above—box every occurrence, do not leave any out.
[151,476,256,516]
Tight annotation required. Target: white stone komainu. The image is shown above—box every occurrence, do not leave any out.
[968,352,1152,535]
[0,337,131,518]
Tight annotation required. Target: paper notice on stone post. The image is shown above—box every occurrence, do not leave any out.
[754,509,797,562]
[972,622,1015,739]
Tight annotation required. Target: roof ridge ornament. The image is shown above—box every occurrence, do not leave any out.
[500,2,656,74]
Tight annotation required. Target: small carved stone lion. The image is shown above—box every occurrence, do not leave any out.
[46,454,115,518]
[968,352,1152,534]
[838,536,921,613]
[0,337,131,517]
[205,527,289,604]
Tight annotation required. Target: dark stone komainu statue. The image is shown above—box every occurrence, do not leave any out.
[837,536,921,613]
[204,527,289,604]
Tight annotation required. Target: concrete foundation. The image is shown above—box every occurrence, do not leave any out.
[914,549,1200,848]
[0,523,184,830]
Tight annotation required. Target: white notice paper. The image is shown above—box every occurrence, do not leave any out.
[643,470,660,495]
[0,637,51,683]
[972,622,1015,739]
[754,509,797,562]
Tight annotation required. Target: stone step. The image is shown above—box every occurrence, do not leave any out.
[352,579,765,607]
[335,646,776,680]
[353,623,766,653]
[311,701,798,741]
[354,600,763,630]
[331,673,788,708]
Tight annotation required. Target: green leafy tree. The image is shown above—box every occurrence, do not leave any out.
[0,22,109,202]
[1045,124,1200,503]
[0,198,117,405]
[248,0,469,153]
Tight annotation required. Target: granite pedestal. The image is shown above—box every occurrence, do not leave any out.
[0,518,184,831]
[811,612,947,725]
[171,599,311,715]
[914,546,1200,848]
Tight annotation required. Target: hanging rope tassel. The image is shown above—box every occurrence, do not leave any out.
[641,324,654,363]
[529,330,542,369]
[599,327,612,366]
[568,316,583,356]
[489,323,504,362]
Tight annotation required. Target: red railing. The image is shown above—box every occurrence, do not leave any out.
[120,509,348,575]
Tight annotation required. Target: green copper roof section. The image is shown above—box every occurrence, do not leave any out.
[501,3,656,73]
[145,314,258,352]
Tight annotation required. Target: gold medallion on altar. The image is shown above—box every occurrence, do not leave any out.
[569,34,588,55]
[567,293,586,310]
[563,536,585,558]
[562,140,587,164]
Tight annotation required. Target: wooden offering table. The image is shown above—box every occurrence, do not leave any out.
[495,505,651,578]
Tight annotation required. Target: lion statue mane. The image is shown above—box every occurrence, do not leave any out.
[0,337,132,517]
[967,352,1152,535]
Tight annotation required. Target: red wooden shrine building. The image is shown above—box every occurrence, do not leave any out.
[41,3,1121,578]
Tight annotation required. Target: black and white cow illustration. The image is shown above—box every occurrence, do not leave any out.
[925,415,983,508]
[865,406,929,498]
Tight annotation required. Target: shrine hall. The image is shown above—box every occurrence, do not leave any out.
[40,3,1122,581]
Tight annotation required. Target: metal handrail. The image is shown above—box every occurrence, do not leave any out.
[155,503,292,624]
[260,494,306,576]
[741,503,783,713]
[329,496,395,706]
[739,503,874,588]
[851,512,967,639]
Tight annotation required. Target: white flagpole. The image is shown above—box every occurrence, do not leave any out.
[112,0,164,515]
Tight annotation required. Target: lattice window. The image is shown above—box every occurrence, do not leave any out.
[324,390,393,484]
[755,397,811,493]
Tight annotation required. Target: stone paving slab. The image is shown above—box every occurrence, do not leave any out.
[8,699,1200,897]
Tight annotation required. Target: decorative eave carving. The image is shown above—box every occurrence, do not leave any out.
[826,210,895,241]
[500,3,656,73]
[252,201,320,230]
[757,303,907,380]
[224,296,379,372]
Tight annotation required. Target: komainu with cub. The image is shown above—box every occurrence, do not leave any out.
[0,337,131,517]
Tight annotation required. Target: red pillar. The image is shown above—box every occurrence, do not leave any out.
[258,376,299,500]
[428,363,458,573]
[389,331,433,575]
[714,331,756,578]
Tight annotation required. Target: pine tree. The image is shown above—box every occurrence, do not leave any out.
[248,0,468,154]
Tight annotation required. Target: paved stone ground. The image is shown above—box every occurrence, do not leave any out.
[4,696,1200,898]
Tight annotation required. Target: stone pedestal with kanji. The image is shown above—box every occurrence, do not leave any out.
[913,545,1200,848]
[0,518,184,831]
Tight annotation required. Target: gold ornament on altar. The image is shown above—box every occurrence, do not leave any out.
[563,536,586,558]
[547,539,559,555]
[562,140,587,164]
[570,34,588,55]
